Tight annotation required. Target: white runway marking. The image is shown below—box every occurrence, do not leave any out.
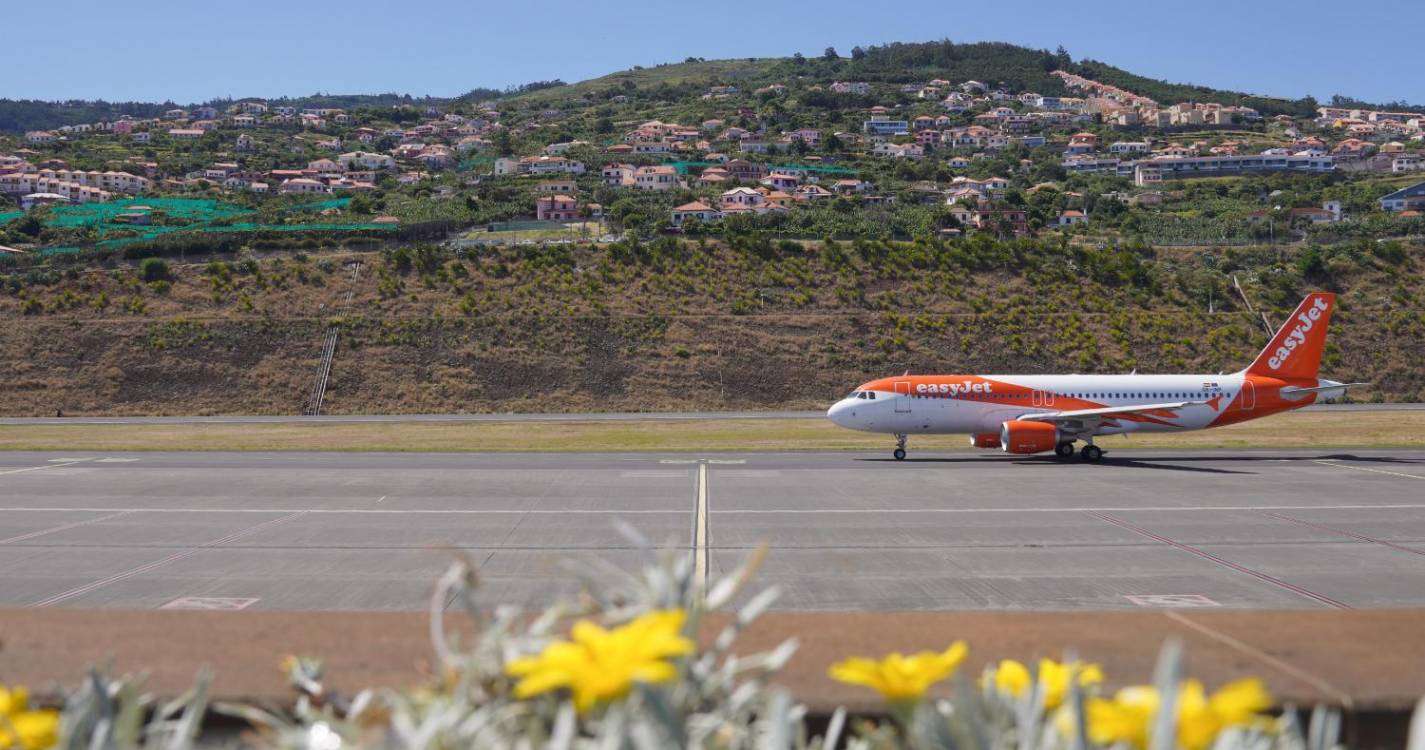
[160,596,259,611]
[1313,460,1424,480]
[377,496,387,503]
[0,460,85,476]
[2,503,1423,516]
[0,510,135,545]
[694,463,709,591]
[1125,594,1220,608]
[29,511,309,607]
[47,457,93,463]
[712,504,1425,514]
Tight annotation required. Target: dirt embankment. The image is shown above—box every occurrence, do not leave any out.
[1,246,1421,416]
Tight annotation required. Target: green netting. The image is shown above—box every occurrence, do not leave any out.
[13,195,395,252]
[770,163,857,175]
[206,222,395,233]
[661,160,857,176]
[290,197,352,212]
[0,211,21,225]
[43,198,253,228]
[458,154,495,172]
[89,222,395,249]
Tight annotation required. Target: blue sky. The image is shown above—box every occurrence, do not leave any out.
[8,0,1423,105]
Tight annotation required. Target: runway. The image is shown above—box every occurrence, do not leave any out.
[2,449,1425,612]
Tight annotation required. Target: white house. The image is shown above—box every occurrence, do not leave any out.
[671,201,724,225]
[633,165,679,190]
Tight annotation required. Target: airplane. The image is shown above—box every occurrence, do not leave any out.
[825,292,1366,462]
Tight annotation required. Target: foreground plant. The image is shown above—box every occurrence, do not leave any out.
[1084,677,1273,750]
[17,528,1425,749]
[505,608,695,714]
[1,685,59,750]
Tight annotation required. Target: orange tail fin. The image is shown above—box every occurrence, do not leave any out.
[1244,292,1335,380]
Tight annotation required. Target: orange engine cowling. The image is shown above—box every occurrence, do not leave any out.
[969,433,1002,449]
[1000,420,1059,454]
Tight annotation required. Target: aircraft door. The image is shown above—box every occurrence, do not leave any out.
[1239,380,1256,411]
[894,381,912,413]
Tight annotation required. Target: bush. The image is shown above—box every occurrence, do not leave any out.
[139,257,171,283]
[14,541,1391,750]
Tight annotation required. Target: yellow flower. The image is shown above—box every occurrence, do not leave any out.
[1086,678,1272,750]
[505,609,694,714]
[0,685,59,750]
[828,641,968,703]
[993,658,1103,709]
[0,687,28,717]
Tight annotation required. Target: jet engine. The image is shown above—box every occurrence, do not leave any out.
[1000,420,1059,454]
[969,433,1002,449]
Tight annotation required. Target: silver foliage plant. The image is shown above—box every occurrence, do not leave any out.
[42,525,1425,749]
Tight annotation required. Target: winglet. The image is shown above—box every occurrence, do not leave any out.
[1244,292,1335,380]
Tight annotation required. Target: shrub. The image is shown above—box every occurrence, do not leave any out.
[139,257,171,283]
[16,541,1389,750]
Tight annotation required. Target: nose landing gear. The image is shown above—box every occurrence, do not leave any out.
[893,433,907,461]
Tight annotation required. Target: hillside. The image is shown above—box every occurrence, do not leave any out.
[2,40,1325,132]
[1,237,1420,416]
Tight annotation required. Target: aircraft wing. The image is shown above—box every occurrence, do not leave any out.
[1017,401,1201,426]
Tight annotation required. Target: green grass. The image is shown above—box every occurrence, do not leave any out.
[0,411,1420,453]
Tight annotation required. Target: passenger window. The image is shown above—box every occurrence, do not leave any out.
[869,392,876,399]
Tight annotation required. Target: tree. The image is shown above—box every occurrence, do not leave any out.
[491,128,514,157]
[850,46,866,61]
[823,47,839,61]
[139,257,171,282]
[791,52,806,66]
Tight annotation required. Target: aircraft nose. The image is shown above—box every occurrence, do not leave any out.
[826,398,854,427]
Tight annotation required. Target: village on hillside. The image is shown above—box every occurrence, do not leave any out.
[3,54,1424,255]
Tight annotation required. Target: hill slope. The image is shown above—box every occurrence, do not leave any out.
[1,238,1420,416]
[2,40,1327,132]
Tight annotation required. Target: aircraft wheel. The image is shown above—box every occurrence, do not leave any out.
[1080,445,1103,462]
[893,448,907,461]
[1055,442,1076,458]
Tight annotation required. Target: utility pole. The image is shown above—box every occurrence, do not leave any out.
[1232,274,1275,337]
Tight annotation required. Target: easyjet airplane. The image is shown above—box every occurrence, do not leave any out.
[826,292,1365,461]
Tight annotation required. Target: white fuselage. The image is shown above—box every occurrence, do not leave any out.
[825,372,1338,437]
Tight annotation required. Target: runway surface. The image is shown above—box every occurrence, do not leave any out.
[0,402,1414,425]
[2,449,1425,612]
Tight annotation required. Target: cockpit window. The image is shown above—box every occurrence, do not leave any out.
[868,392,876,399]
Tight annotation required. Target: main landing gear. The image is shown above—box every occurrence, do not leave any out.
[1054,440,1104,462]
[893,433,907,461]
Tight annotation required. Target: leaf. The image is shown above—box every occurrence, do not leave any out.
[821,707,847,750]
[1407,697,1425,750]
[738,586,782,626]
[1148,638,1184,750]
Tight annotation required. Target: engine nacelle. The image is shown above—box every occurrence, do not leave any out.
[1000,420,1059,455]
[969,432,1002,449]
